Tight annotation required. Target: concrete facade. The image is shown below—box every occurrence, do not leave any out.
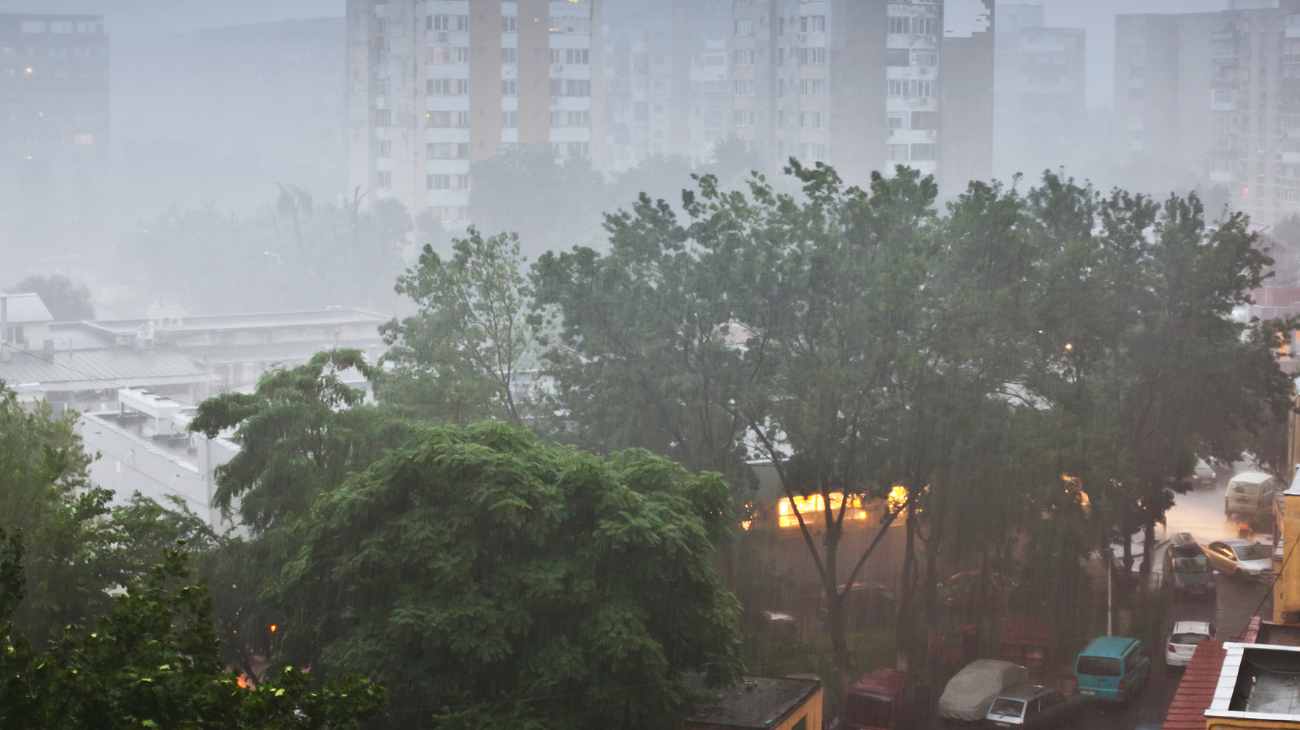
[346,0,595,226]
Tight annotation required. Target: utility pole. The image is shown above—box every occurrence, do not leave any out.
[1107,552,1113,636]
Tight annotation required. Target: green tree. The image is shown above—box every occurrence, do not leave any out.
[8,274,95,320]
[0,531,384,729]
[380,228,533,423]
[271,422,742,729]
[189,350,412,532]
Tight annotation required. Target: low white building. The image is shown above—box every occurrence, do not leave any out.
[79,388,240,531]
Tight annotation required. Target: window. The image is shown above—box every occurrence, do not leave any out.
[734,79,755,96]
[565,48,589,65]
[733,49,755,65]
[799,15,825,33]
[430,14,467,32]
[800,111,823,129]
[911,111,938,129]
[799,78,825,96]
[503,15,518,32]
[797,47,827,65]
[502,110,518,128]
[735,19,753,36]
[888,114,905,130]
[503,79,518,96]
[377,171,392,189]
[426,110,470,128]
[428,174,451,190]
[427,142,469,159]
[886,48,910,67]
[430,46,469,64]
[889,144,909,162]
[19,20,46,34]
[374,109,392,126]
[888,16,908,34]
[502,47,517,64]
[792,718,807,730]
[888,79,934,99]
[1076,656,1121,677]
[910,143,937,161]
[427,78,469,96]
[377,140,392,157]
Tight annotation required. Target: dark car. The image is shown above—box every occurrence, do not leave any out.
[983,684,1073,728]
[1164,533,1215,598]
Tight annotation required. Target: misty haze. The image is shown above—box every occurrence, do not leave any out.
[4,1,1300,729]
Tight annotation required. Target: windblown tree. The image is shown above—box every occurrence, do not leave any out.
[0,532,383,729]
[379,228,533,424]
[270,423,743,729]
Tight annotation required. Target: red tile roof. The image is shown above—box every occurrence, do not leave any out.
[1162,639,1226,730]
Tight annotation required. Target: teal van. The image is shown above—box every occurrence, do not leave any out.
[1074,636,1150,703]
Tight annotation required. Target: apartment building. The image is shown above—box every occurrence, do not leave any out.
[346,0,595,226]
[0,13,108,194]
[993,1,1086,180]
[1117,2,1300,227]
[1115,12,1221,202]
[729,0,993,192]
[595,0,730,172]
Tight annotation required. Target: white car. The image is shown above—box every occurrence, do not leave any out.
[1166,621,1214,668]
[1203,539,1273,578]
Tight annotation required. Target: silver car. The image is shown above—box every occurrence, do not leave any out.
[1203,539,1273,578]
[983,684,1072,728]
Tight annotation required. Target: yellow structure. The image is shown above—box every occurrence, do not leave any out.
[1274,479,1300,625]
[684,676,822,730]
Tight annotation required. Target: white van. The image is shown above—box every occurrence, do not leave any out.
[1224,471,1283,521]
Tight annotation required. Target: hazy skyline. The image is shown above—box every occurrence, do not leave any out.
[1,0,1231,109]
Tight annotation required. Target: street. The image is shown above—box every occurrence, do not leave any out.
[1075,480,1274,729]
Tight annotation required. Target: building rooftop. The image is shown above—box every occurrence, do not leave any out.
[687,676,820,729]
[0,346,211,392]
[1162,639,1227,730]
[1206,642,1300,725]
[82,307,387,337]
[0,293,53,325]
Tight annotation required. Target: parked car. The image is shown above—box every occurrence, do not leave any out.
[1224,471,1283,521]
[1075,636,1150,703]
[982,684,1073,728]
[938,659,1029,723]
[1165,621,1214,669]
[1202,539,1273,578]
[1164,533,1215,598]
[838,668,910,730]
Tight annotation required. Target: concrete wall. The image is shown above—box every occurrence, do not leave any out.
[78,411,237,530]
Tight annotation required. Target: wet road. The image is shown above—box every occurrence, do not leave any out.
[1076,480,1274,730]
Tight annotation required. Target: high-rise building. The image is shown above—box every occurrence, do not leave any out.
[729,0,993,192]
[346,0,595,226]
[1116,2,1300,227]
[0,13,108,192]
[993,1,1086,180]
[595,0,730,172]
[1114,12,1221,200]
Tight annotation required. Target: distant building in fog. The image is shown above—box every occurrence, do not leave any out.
[728,0,994,192]
[593,0,731,172]
[993,1,1085,181]
[346,0,595,227]
[1114,12,1220,202]
[0,13,108,195]
[1117,2,1300,227]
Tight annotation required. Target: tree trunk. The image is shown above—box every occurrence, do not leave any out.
[824,524,848,713]
[1139,518,1156,579]
[896,502,919,672]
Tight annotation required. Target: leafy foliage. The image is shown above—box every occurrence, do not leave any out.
[0,530,383,729]
[380,228,533,423]
[272,422,742,729]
